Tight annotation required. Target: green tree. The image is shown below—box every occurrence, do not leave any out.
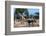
[14,8,27,22]
[30,15,33,18]
[34,12,39,19]
[24,9,29,17]
[35,12,39,15]
[15,8,26,14]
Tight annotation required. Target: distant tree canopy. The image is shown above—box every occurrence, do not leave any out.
[24,9,29,17]
[34,12,39,19]
[30,15,33,18]
[15,8,26,14]
[29,12,39,19]
[35,12,39,15]
[14,8,29,19]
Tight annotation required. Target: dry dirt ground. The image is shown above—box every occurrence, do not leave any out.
[14,19,39,27]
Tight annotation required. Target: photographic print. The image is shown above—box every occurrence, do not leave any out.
[14,8,39,27]
[5,1,45,35]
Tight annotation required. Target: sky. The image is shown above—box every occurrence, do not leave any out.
[28,8,39,16]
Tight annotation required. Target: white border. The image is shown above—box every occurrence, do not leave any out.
[11,5,42,32]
